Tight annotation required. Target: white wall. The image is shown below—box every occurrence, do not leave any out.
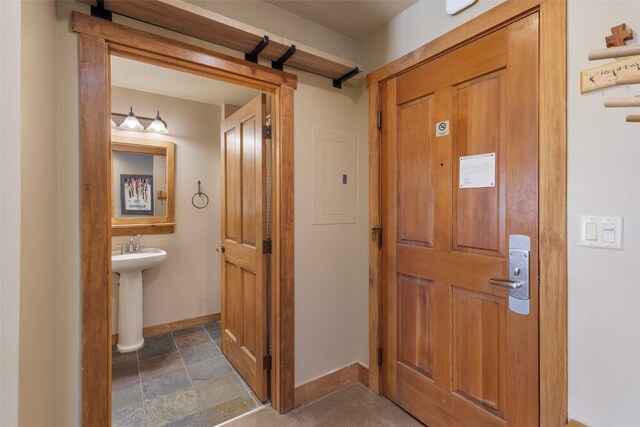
[19,0,59,426]
[0,1,21,426]
[189,0,358,63]
[56,2,82,424]
[567,3,640,426]
[293,72,363,384]
[111,87,223,330]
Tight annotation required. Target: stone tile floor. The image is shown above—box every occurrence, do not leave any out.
[112,321,263,427]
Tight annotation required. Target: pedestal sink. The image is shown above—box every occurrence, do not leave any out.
[112,248,167,352]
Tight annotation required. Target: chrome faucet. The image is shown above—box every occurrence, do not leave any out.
[129,234,145,253]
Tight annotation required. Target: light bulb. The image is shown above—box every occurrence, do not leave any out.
[119,107,143,131]
[147,111,168,134]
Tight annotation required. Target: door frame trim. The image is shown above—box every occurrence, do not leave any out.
[74,11,296,426]
[367,1,567,426]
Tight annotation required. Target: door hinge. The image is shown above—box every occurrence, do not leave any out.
[263,354,272,371]
[377,110,382,129]
[263,125,272,140]
[377,347,383,367]
[263,238,272,254]
[372,227,382,248]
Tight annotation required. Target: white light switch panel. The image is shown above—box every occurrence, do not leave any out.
[579,215,623,249]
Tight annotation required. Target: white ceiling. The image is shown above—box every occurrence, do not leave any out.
[265,0,417,40]
[110,56,259,107]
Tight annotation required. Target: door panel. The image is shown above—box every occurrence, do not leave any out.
[381,13,539,427]
[224,128,240,241]
[396,28,507,105]
[452,287,506,414]
[453,72,506,257]
[397,274,434,379]
[220,94,268,402]
[397,96,435,248]
[242,269,257,356]
[241,117,257,246]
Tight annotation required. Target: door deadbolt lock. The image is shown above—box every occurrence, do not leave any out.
[489,234,530,315]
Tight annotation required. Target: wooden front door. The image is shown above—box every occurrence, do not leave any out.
[220,94,268,402]
[380,14,539,427]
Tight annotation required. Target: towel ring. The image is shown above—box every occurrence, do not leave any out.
[191,180,209,209]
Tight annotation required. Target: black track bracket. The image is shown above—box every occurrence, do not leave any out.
[91,0,112,21]
[245,36,270,63]
[333,67,360,89]
[272,45,296,71]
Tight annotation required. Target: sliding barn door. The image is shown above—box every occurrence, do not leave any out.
[220,94,268,402]
[381,14,539,427]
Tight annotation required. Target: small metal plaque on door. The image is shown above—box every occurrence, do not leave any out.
[435,120,449,137]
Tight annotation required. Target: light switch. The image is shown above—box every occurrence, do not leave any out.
[603,224,615,243]
[579,215,623,250]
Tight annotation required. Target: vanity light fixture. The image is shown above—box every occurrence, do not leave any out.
[111,108,170,134]
[147,111,169,134]
[119,106,144,130]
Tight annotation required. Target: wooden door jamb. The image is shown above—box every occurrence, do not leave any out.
[75,12,296,426]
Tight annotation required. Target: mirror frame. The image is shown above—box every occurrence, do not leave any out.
[110,134,175,236]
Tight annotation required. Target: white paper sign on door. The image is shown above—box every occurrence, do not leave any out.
[459,153,496,189]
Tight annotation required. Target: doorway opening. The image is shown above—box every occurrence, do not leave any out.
[74,11,296,426]
[109,56,269,426]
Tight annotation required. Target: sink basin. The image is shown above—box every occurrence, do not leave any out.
[112,248,167,273]
[112,247,167,353]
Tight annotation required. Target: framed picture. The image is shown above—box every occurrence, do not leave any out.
[121,174,154,215]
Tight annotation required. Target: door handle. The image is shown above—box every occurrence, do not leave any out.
[216,245,225,253]
[489,279,522,290]
[500,235,531,315]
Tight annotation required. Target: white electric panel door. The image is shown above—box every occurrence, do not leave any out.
[312,128,357,224]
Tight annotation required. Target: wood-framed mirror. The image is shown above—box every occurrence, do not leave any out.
[111,135,175,236]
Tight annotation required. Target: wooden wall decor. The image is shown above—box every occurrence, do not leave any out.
[580,56,640,93]
[604,96,640,107]
[581,22,640,122]
[589,44,640,61]
[606,23,633,48]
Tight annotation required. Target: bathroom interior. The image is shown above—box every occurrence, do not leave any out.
[109,55,267,426]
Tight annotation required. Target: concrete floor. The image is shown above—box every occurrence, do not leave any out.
[223,383,424,427]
